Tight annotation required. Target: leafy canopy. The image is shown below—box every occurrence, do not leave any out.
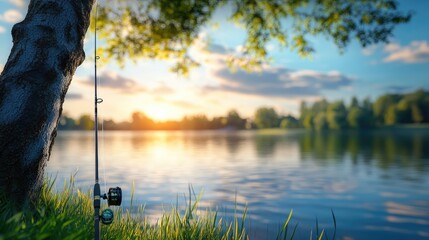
[94,0,411,75]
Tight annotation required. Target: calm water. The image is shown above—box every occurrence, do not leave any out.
[47,129,429,240]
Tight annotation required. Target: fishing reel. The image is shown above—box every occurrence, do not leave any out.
[103,187,122,206]
[100,209,114,225]
[100,187,122,225]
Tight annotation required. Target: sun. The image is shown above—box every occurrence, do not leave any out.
[147,105,180,121]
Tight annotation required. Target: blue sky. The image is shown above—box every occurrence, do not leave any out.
[0,0,428,121]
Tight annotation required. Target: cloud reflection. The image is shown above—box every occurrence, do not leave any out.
[385,202,429,217]
[386,216,429,225]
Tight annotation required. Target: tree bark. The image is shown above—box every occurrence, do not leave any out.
[0,0,94,205]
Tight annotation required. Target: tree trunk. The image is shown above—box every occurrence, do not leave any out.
[0,0,94,205]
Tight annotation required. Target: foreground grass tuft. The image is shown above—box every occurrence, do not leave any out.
[0,178,332,239]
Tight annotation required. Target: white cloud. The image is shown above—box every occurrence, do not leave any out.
[189,36,233,69]
[189,36,354,98]
[207,66,354,98]
[0,9,23,23]
[383,41,429,63]
[9,0,26,7]
[0,26,5,33]
[362,45,379,56]
[78,71,146,94]
[384,43,401,52]
[0,64,3,73]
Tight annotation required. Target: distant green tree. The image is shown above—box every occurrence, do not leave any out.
[116,121,132,130]
[314,112,329,130]
[423,95,429,122]
[362,97,375,127]
[211,116,227,129]
[408,89,428,123]
[301,99,329,129]
[131,112,154,130]
[299,101,308,118]
[280,115,300,129]
[226,110,245,129]
[396,99,412,123]
[346,97,373,128]
[411,104,424,123]
[384,105,399,125]
[373,94,401,124]
[182,114,210,130]
[78,115,94,130]
[302,113,314,129]
[400,89,429,123]
[312,99,329,114]
[254,107,279,129]
[362,97,374,115]
[327,101,348,129]
[300,101,311,128]
[347,107,365,128]
[103,119,117,130]
[350,96,359,108]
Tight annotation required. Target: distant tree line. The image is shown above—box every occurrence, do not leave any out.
[59,89,429,131]
[300,89,429,130]
[58,107,301,131]
[59,110,251,131]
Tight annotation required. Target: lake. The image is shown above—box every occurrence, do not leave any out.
[47,129,429,240]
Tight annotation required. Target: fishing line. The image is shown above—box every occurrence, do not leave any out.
[95,36,108,194]
[100,109,108,194]
[97,74,108,194]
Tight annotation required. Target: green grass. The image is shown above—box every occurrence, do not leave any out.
[0,178,333,240]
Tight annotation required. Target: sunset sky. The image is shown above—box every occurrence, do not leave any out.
[0,0,428,122]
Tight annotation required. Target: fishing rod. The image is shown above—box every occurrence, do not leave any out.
[93,2,122,240]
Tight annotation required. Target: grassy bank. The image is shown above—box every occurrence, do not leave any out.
[0,178,331,240]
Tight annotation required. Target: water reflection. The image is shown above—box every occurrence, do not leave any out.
[47,129,429,240]
[254,134,279,158]
[298,129,429,173]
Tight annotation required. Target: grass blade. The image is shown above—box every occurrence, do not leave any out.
[289,223,298,240]
[331,209,337,240]
[318,230,325,240]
